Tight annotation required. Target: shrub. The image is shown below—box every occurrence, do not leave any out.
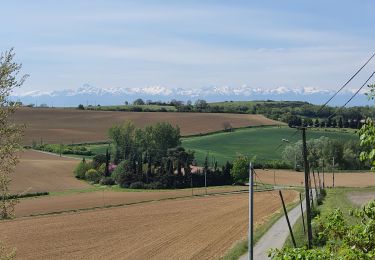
[112,160,135,187]
[85,169,102,183]
[231,156,249,183]
[108,163,117,173]
[98,163,106,175]
[74,159,91,179]
[129,181,145,189]
[144,181,165,189]
[92,154,106,169]
[99,177,115,186]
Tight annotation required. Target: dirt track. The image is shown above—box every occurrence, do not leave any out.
[2,191,297,260]
[11,150,88,194]
[256,169,375,187]
[12,107,281,144]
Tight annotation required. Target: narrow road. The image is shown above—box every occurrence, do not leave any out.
[240,190,316,260]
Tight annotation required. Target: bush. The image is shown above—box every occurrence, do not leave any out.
[129,181,145,189]
[112,160,135,187]
[85,169,102,183]
[74,159,91,179]
[144,181,165,189]
[99,177,115,186]
[98,163,106,175]
[231,156,249,183]
[92,154,106,169]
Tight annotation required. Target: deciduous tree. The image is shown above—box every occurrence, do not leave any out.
[0,48,27,219]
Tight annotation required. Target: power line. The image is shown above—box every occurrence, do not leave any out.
[327,70,375,119]
[317,52,375,114]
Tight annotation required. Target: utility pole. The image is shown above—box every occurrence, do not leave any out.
[205,167,207,195]
[332,157,335,188]
[279,190,296,247]
[301,128,313,248]
[299,193,306,234]
[248,162,254,260]
[322,158,325,189]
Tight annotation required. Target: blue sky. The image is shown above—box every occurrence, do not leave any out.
[2,0,374,94]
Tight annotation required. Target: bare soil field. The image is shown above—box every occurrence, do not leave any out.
[2,190,298,260]
[11,150,88,194]
[256,169,375,188]
[12,107,281,144]
[347,191,375,206]
[15,186,248,217]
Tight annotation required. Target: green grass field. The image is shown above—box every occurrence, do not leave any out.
[40,126,358,166]
[182,126,358,166]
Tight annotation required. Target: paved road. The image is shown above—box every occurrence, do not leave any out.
[240,190,316,260]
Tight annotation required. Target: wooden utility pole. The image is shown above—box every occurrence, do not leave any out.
[322,158,325,189]
[299,193,306,234]
[204,167,207,195]
[248,162,254,260]
[191,174,193,196]
[317,169,322,193]
[332,157,335,188]
[312,169,318,201]
[279,190,296,247]
[301,128,313,248]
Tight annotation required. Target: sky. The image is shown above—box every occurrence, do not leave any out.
[1,0,375,94]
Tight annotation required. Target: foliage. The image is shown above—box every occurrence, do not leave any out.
[92,154,106,169]
[133,98,145,105]
[34,143,92,156]
[0,48,27,219]
[183,126,356,167]
[111,160,135,188]
[99,177,115,186]
[231,156,249,183]
[282,136,369,171]
[73,159,91,179]
[85,169,101,183]
[359,118,375,170]
[97,163,106,175]
[270,199,375,259]
[0,241,16,260]
[144,181,165,189]
[129,181,145,189]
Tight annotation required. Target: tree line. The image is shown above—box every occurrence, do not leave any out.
[74,121,234,189]
[282,136,371,171]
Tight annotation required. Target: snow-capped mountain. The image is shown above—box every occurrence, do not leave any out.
[11,84,372,107]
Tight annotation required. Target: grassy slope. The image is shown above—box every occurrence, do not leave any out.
[284,187,375,248]
[182,126,357,166]
[48,126,357,164]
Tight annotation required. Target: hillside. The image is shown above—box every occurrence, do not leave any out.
[12,107,282,145]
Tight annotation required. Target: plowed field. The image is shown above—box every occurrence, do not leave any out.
[12,107,281,144]
[11,150,88,194]
[15,186,248,217]
[256,169,375,188]
[1,190,298,260]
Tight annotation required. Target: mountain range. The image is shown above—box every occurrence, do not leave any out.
[11,84,372,107]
